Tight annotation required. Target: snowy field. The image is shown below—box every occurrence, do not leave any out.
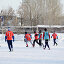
[0,33,64,64]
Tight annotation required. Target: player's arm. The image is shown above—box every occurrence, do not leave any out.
[30,34,32,39]
[5,32,7,42]
[51,34,53,38]
[12,32,14,42]
[43,32,45,39]
[56,34,58,39]
[39,34,42,39]
[49,33,50,40]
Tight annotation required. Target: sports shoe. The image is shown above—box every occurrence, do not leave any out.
[48,48,50,50]
[32,44,35,47]
[26,45,28,47]
[26,44,28,47]
[11,48,13,51]
[9,50,11,52]
[43,48,45,50]
[56,43,58,46]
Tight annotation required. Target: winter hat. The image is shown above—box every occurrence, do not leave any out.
[44,28,47,31]
[34,31,36,33]
[39,30,41,33]
[8,27,11,31]
[25,32,27,34]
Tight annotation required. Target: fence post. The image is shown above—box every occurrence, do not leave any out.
[36,26,38,33]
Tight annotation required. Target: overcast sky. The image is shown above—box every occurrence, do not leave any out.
[0,0,64,13]
[61,0,64,13]
[0,0,22,11]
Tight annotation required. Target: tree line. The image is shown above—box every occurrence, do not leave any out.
[0,0,63,26]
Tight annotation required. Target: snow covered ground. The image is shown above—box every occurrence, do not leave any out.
[0,33,64,64]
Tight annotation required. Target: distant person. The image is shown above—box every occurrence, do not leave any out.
[39,30,44,47]
[5,28,14,52]
[33,31,39,47]
[24,32,33,47]
[51,31,58,46]
[43,28,50,50]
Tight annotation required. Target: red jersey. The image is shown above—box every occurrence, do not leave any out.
[6,31,14,40]
[52,33,57,39]
[35,33,38,40]
[25,34,31,41]
[39,33,42,40]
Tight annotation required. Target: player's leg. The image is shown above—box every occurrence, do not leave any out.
[44,40,47,49]
[10,40,13,51]
[26,41,28,47]
[24,39,28,47]
[30,40,33,47]
[33,40,36,47]
[46,40,50,50]
[54,39,56,45]
[39,39,41,46]
[36,40,39,45]
[7,40,11,51]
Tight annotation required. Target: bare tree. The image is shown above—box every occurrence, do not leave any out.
[0,7,15,26]
[7,7,15,16]
[17,3,25,26]
[1,7,15,16]
[18,0,62,26]
[44,0,62,25]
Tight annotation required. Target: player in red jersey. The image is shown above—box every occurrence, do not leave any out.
[24,32,33,47]
[33,31,39,47]
[51,31,58,46]
[5,28,14,52]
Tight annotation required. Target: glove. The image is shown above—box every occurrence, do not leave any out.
[51,36,52,38]
[12,36,14,42]
[24,38,27,42]
[13,39,14,42]
[57,36,58,39]
[30,35,32,39]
